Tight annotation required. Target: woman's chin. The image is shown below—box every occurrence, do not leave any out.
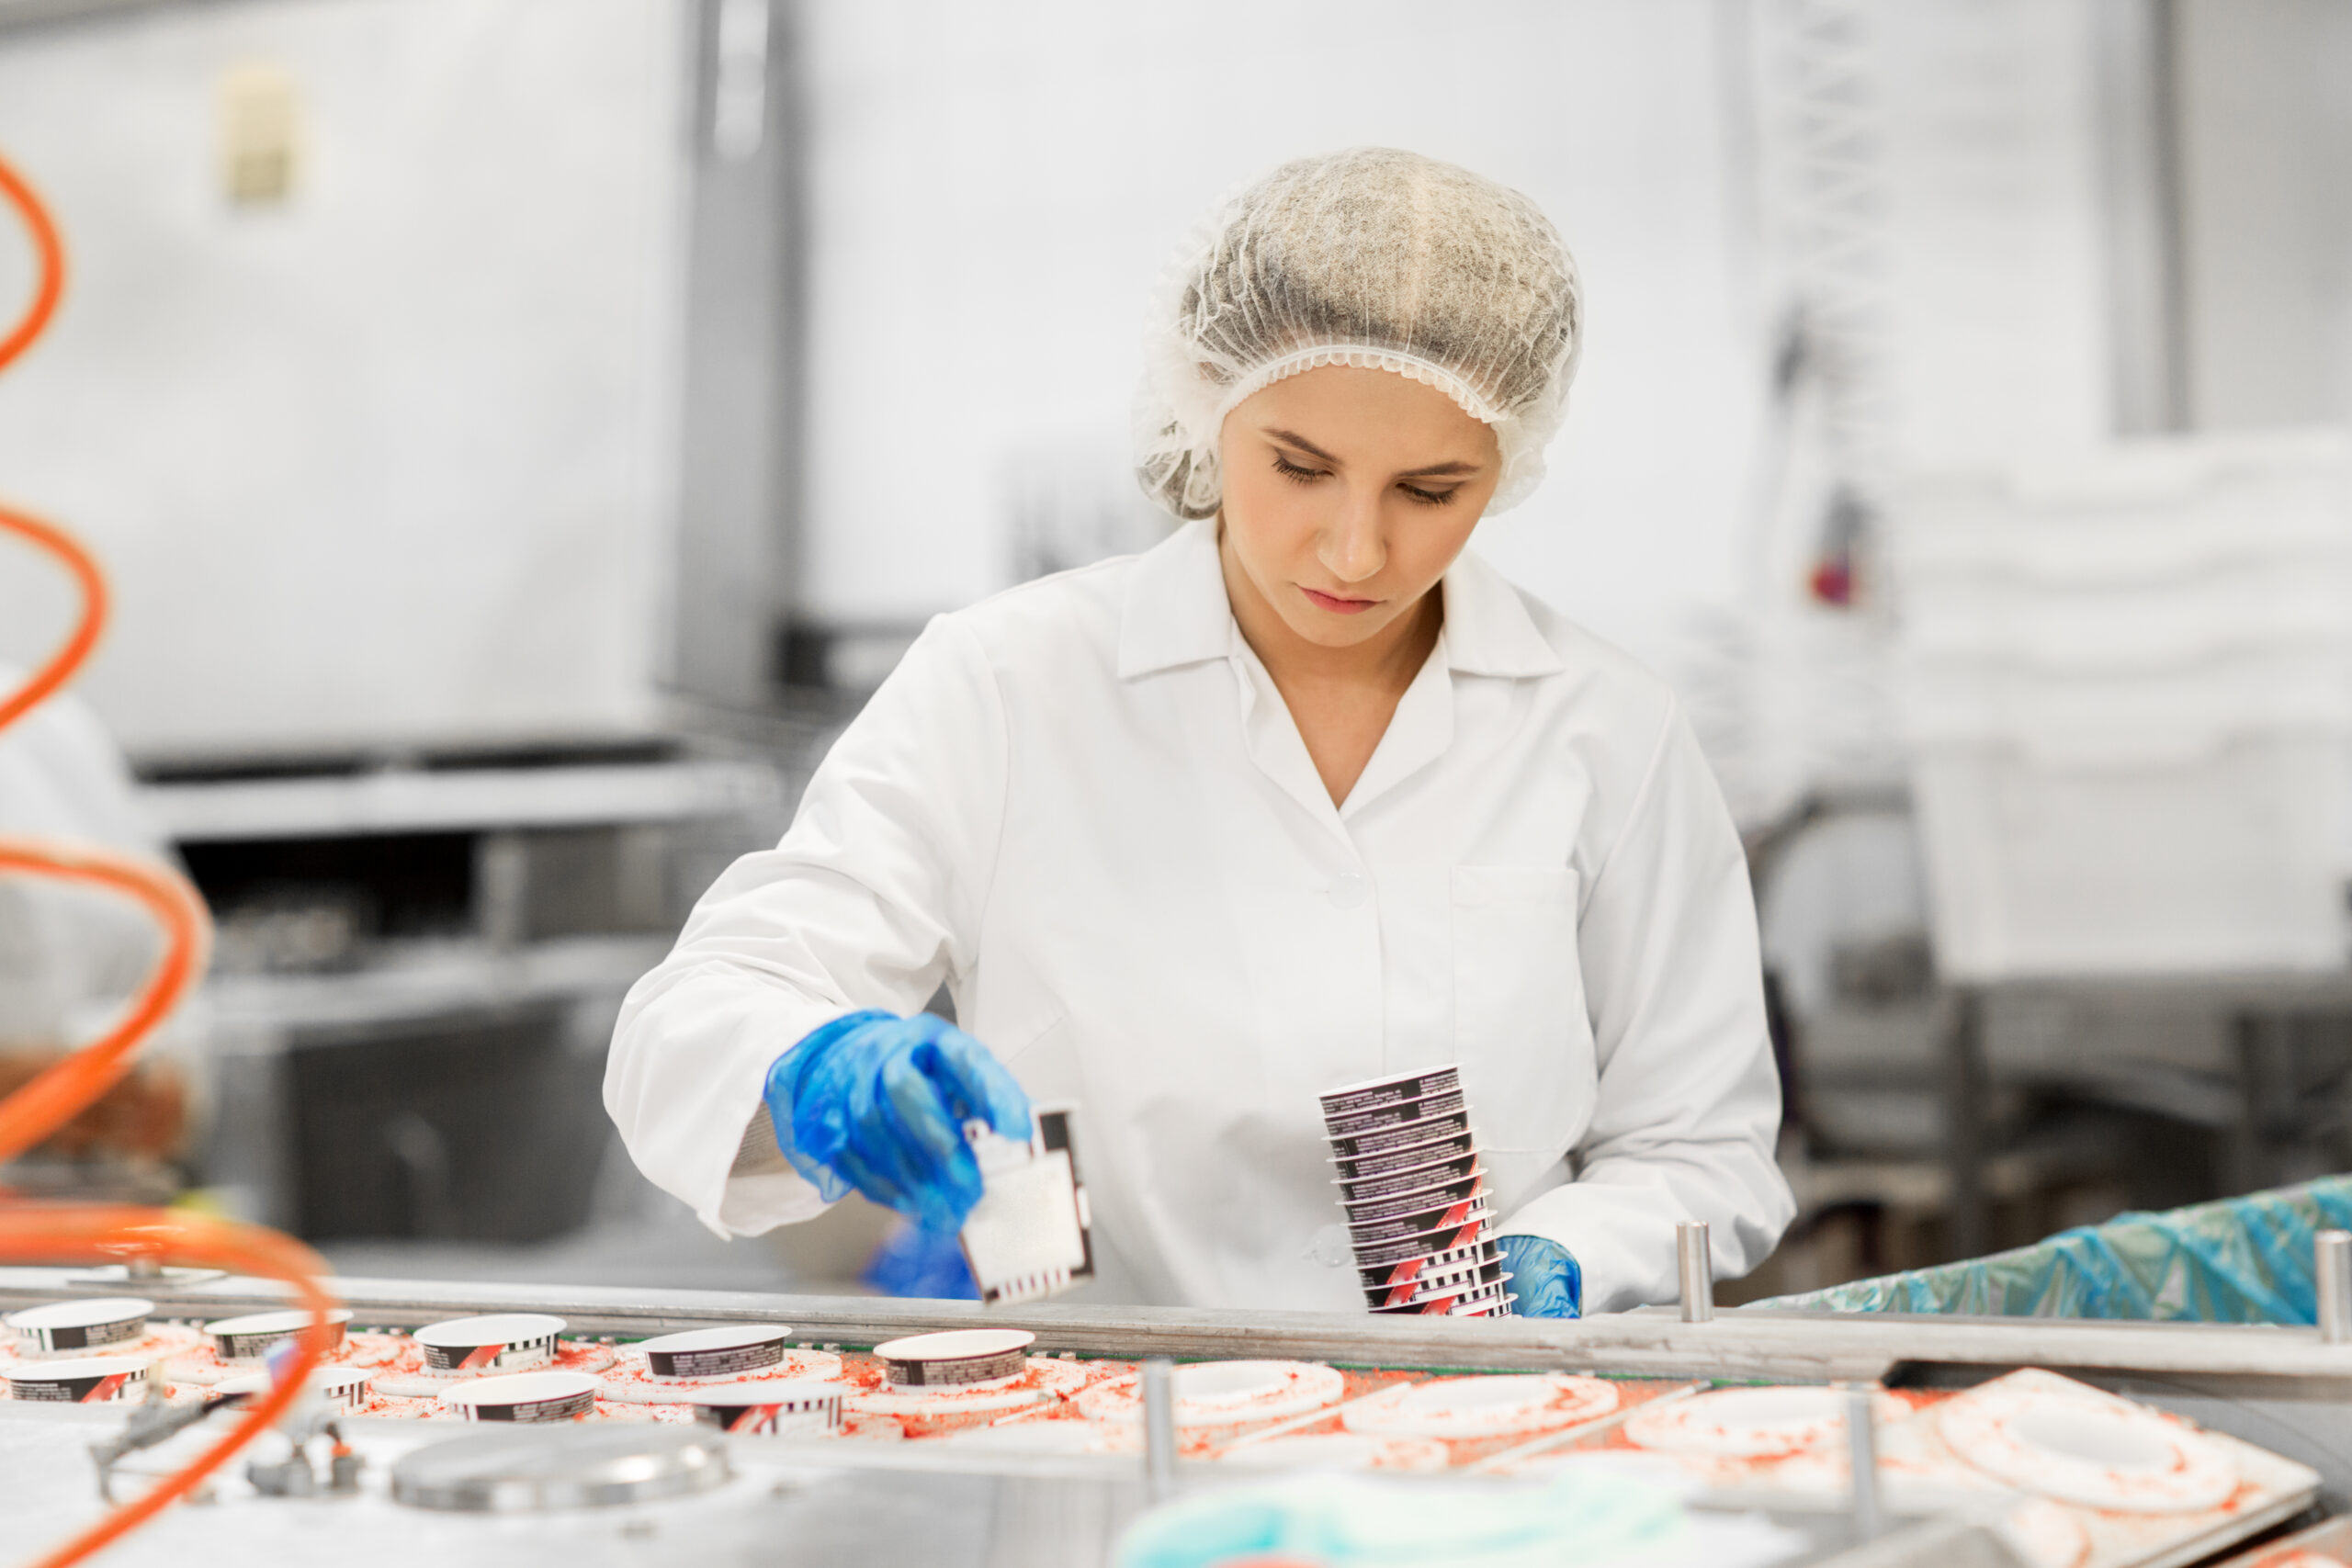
[1279,607,1393,649]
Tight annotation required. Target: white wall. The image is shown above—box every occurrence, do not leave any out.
[1872,0,2113,468]
[794,0,1772,673]
[0,0,688,759]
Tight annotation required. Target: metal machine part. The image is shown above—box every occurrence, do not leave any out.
[2319,1228,2352,1344]
[389,1426,731,1512]
[1677,1221,1714,1324]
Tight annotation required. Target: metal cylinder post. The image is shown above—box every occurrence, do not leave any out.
[1142,1357,1177,1497]
[1844,1382,1882,1540]
[1677,1221,1714,1324]
[2318,1230,2352,1344]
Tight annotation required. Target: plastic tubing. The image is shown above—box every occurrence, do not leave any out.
[0,506,106,737]
[0,148,340,1568]
[0,1209,336,1568]
[0,837,208,1167]
[0,149,64,376]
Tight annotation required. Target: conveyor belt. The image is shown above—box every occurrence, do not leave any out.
[7,1269,2352,1382]
[6,1267,2350,1567]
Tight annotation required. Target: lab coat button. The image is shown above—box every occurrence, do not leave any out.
[1327,872,1368,909]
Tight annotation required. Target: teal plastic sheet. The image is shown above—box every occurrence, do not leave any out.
[1756,1176,2352,1322]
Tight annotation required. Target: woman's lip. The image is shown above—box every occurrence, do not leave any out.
[1300,586,1381,615]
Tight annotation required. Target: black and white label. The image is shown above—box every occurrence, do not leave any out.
[649,1341,784,1381]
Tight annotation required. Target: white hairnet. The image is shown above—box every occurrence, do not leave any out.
[1136,147,1583,521]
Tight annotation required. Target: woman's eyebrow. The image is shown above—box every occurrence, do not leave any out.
[1261,427,1341,465]
[1263,427,1483,479]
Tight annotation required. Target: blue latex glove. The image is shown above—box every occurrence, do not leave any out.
[763,1010,1033,1235]
[863,1217,980,1300]
[1498,1234,1582,1319]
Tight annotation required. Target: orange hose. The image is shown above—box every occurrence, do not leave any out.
[0,506,107,736]
[0,149,337,1568]
[0,149,64,376]
[0,1209,338,1568]
[0,840,208,1166]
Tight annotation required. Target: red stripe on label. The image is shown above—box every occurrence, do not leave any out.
[82,1374,128,1404]
[1440,1199,1473,1228]
[1447,1223,1483,1251]
[460,1344,501,1370]
[1381,1259,1423,1290]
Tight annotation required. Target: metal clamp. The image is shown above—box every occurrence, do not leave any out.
[1677,1222,1714,1324]
[2318,1230,2352,1344]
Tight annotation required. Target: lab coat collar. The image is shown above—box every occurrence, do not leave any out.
[1117,516,1566,681]
[1437,547,1568,679]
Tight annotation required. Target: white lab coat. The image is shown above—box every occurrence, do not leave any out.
[607,518,1794,1313]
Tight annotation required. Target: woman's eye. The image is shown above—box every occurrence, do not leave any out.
[1399,482,1461,507]
[1272,453,1327,484]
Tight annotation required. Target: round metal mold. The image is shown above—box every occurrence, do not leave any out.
[390,1426,732,1513]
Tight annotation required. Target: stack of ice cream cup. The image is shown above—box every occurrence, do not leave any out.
[1320,1065,1513,1317]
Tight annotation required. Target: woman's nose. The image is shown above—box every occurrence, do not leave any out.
[1319,492,1385,583]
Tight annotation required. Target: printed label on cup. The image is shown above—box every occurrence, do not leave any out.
[1318,1066,1464,1119]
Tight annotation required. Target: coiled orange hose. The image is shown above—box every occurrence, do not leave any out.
[0,1211,338,1568]
[0,152,62,376]
[0,150,341,1568]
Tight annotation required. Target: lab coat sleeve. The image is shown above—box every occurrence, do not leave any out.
[1496,704,1795,1313]
[604,616,1009,1238]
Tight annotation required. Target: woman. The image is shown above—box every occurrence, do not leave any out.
[606,149,1793,1316]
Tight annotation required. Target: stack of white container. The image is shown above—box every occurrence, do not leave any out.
[1883,430,2352,980]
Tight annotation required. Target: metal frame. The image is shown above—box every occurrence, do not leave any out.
[11,1268,2352,1384]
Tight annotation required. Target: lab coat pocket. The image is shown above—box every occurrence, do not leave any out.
[1451,865,1593,1177]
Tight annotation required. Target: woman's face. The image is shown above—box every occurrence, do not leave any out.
[1217,365,1502,652]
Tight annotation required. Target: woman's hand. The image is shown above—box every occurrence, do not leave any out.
[763,1010,1033,1235]
[1498,1234,1582,1319]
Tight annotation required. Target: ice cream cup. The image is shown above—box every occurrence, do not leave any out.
[1350,1213,1495,1269]
[413,1313,565,1375]
[207,1308,354,1363]
[1318,1066,1464,1121]
[215,1364,374,1413]
[1339,1170,1485,1225]
[1371,1277,1514,1316]
[1345,1194,1494,1248]
[6,1297,153,1357]
[684,1379,842,1436]
[4,1355,151,1403]
[1333,1151,1481,1202]
[438,1370,598,1423]
[1325,1112,1475,1164]
[1331,1131,1480,1183]
[1362,1255,1510,1311]
[872,1328,1035,1389]
[1321,1091,1470,1142]
[1356,1237,1498,1295]
[636,1325,793,1382]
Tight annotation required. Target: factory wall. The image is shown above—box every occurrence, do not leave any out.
[0,0,692,759]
